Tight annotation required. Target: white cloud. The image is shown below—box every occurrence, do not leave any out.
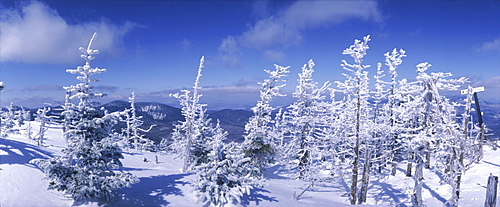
[263,49,285,62]
[6,96,58,109]
[23,84,62,91]
[478,38,500,52]
[94,85,119,93]
[0,1,135,64]
[181,38,191,52]
[219,0,381,65]
[218,35,242,68]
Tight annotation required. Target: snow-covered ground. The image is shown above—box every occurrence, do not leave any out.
[1,122,499,207]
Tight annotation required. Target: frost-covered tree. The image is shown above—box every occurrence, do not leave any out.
[31,33,138,202]
[192,123,256,207]
[383,48,407,176]
[242,64,289,178]
[396,62,468,206]
[317,87,348,178]
[16,106,30,126]
[334,35,372,204]
[170,56,216,172]
[121,92,154,151]
[1,102,18,137]
[282,59,329,180]
[33,107,52,146]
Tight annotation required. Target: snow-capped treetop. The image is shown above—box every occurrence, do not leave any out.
[385,48,406,76]
[342,35,371,69]
[64,33,106,108]
[258,64,290,106]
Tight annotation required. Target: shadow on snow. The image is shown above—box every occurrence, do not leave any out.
[239,187,278,206]
[102,173,190,207]
[0,137,53,168]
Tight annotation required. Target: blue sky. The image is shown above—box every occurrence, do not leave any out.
[0,0,499,109]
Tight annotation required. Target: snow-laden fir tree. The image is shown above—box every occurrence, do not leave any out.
[192,122,257,207]
[316,86,348,178]
[121,91,154,151]
[170,56,217,172]
[334,35,372,204]
[16,106,30,127]
[383,48,406,176]
[242,64,289,178]
[31,33,138,202]
[282,59,329,180]
[1,102,18,137]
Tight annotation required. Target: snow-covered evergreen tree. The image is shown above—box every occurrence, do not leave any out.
[170,56,216,172]
[383,48,406,176]
[242,64,289,178]
[1,102,18,137]
[31,33,138,202]
[192,123,256,207]
[121,92,154,151]
[282,59,329,180]
[317,88,347,178]
[16,106,30,126]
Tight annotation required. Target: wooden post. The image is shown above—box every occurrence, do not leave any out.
[485,174,498,207]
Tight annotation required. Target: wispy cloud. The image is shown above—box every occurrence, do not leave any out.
[477,38,500,52]
[218,36,242,69]
[7,96,58,108]
[472,76,500,101]
[0,1,135,64]
[219,0,382,64]
[181,38,191,52]
[23,84,62,91]
[94,85,119,93]
[136,85,262,109]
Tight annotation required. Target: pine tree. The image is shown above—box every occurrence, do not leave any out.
[242,64,289,178]
[384,48,406,176]
[1,102,17,137]
[170,56,215,172]
[31,33,138,202]
[283,59,329,180]
[16,106,29,126]
[317,87,348,178]
[192,123,256,206]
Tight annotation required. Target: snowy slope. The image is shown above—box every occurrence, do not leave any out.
[1,122,499,207]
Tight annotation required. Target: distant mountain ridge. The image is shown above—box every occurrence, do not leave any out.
[3,99,498,143]
[100,100,253,143]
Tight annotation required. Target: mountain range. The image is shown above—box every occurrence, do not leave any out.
[5,98,499,144]
[100,100,253,144]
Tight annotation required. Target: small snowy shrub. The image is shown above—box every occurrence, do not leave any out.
[192,127,256,207]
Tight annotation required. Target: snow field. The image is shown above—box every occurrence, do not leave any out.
[1,122,499,206]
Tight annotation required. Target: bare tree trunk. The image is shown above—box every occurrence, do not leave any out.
[412,147,425,207]
[359,149,371,204]
[425,148,431,169]
[391,162,397,176]
[350,89,362,205]
[350,138,359,205]
[406,151,413,177]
